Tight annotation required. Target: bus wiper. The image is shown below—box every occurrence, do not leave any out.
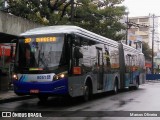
[38,51,48,70]
[39,57,49,70]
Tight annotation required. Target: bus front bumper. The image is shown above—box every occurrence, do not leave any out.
[13,79,68,96]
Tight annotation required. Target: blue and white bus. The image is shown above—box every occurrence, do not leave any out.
[12,25,145,102]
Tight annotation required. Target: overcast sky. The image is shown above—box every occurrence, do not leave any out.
[122,0,160,17]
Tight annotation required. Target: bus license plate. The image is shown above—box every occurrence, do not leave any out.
[30,89,39,93]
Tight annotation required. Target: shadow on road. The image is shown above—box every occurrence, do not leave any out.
[10,87,146,113]
[36,87,145,108]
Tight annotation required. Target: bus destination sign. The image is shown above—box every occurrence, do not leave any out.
[25,37,56,43]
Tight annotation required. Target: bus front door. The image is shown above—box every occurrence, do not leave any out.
[96,47,104,90]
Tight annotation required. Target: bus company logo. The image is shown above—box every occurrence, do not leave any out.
[37,75,51,79]
[1,112,42,118]
[2,112,11,117]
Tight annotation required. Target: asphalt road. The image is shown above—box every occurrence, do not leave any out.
[1,81,160,120]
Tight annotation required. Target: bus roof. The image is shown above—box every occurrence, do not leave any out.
[20,25,118,47]
[122,43,143,54]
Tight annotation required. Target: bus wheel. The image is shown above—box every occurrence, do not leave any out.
[38,95,48,103]
[113,81,118,94]
[134,79,139,90]
[83,85,90,102]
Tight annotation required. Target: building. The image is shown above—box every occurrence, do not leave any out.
[129,15,159,51]
[129,15,160,73]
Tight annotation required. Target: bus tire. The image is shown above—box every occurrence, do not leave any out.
[38,95,48,103]
[83,81,93,102]
[83,85,90,102]
[134,78,139,90]
[113,80,118,94]
[15,93,23,96]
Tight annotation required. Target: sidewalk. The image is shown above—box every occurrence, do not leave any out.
[0,90,35,104]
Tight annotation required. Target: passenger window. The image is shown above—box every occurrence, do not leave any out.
[104,49,111,68]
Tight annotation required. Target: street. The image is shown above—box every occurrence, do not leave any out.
[0,81,160,120]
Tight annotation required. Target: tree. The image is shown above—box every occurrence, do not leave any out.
[0,0,4,10]
[142,41,152,61]
[6,0,126,40]
[6,0,73,25]
[72,0,126,40]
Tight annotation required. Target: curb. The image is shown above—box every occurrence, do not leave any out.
[146,80,160,83]
[0,95,36,104]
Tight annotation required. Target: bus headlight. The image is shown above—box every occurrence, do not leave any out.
[53,72,67,81]
[12,74,18,81]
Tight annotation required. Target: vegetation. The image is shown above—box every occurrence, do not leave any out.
[5,0,126,41]
[0,0,4,10]
[142,41,152,61]
[1,0,152,61]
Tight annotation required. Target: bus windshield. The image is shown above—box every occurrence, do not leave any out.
[17,35,68,73]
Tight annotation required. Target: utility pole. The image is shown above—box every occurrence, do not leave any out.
[151,14,155,74]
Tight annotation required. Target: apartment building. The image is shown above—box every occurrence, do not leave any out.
[128,15,159,51]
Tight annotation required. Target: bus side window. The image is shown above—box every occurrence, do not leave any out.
[104,50,110,69]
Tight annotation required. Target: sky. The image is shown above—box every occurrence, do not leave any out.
[122,0,160,17]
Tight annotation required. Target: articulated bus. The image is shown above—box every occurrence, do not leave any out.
[12,25,145,102]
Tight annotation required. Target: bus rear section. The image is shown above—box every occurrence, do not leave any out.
[120,43,145,89]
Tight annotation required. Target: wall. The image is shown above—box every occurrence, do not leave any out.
[0,11,44,91]
[0,11,43,35]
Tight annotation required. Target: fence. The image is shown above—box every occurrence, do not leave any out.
[146,74,160,80]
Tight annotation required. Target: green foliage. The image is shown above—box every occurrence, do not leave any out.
[142,42,152,61]
[6,0,126,40]
[0,0,4,10]
[73,0,126,40]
